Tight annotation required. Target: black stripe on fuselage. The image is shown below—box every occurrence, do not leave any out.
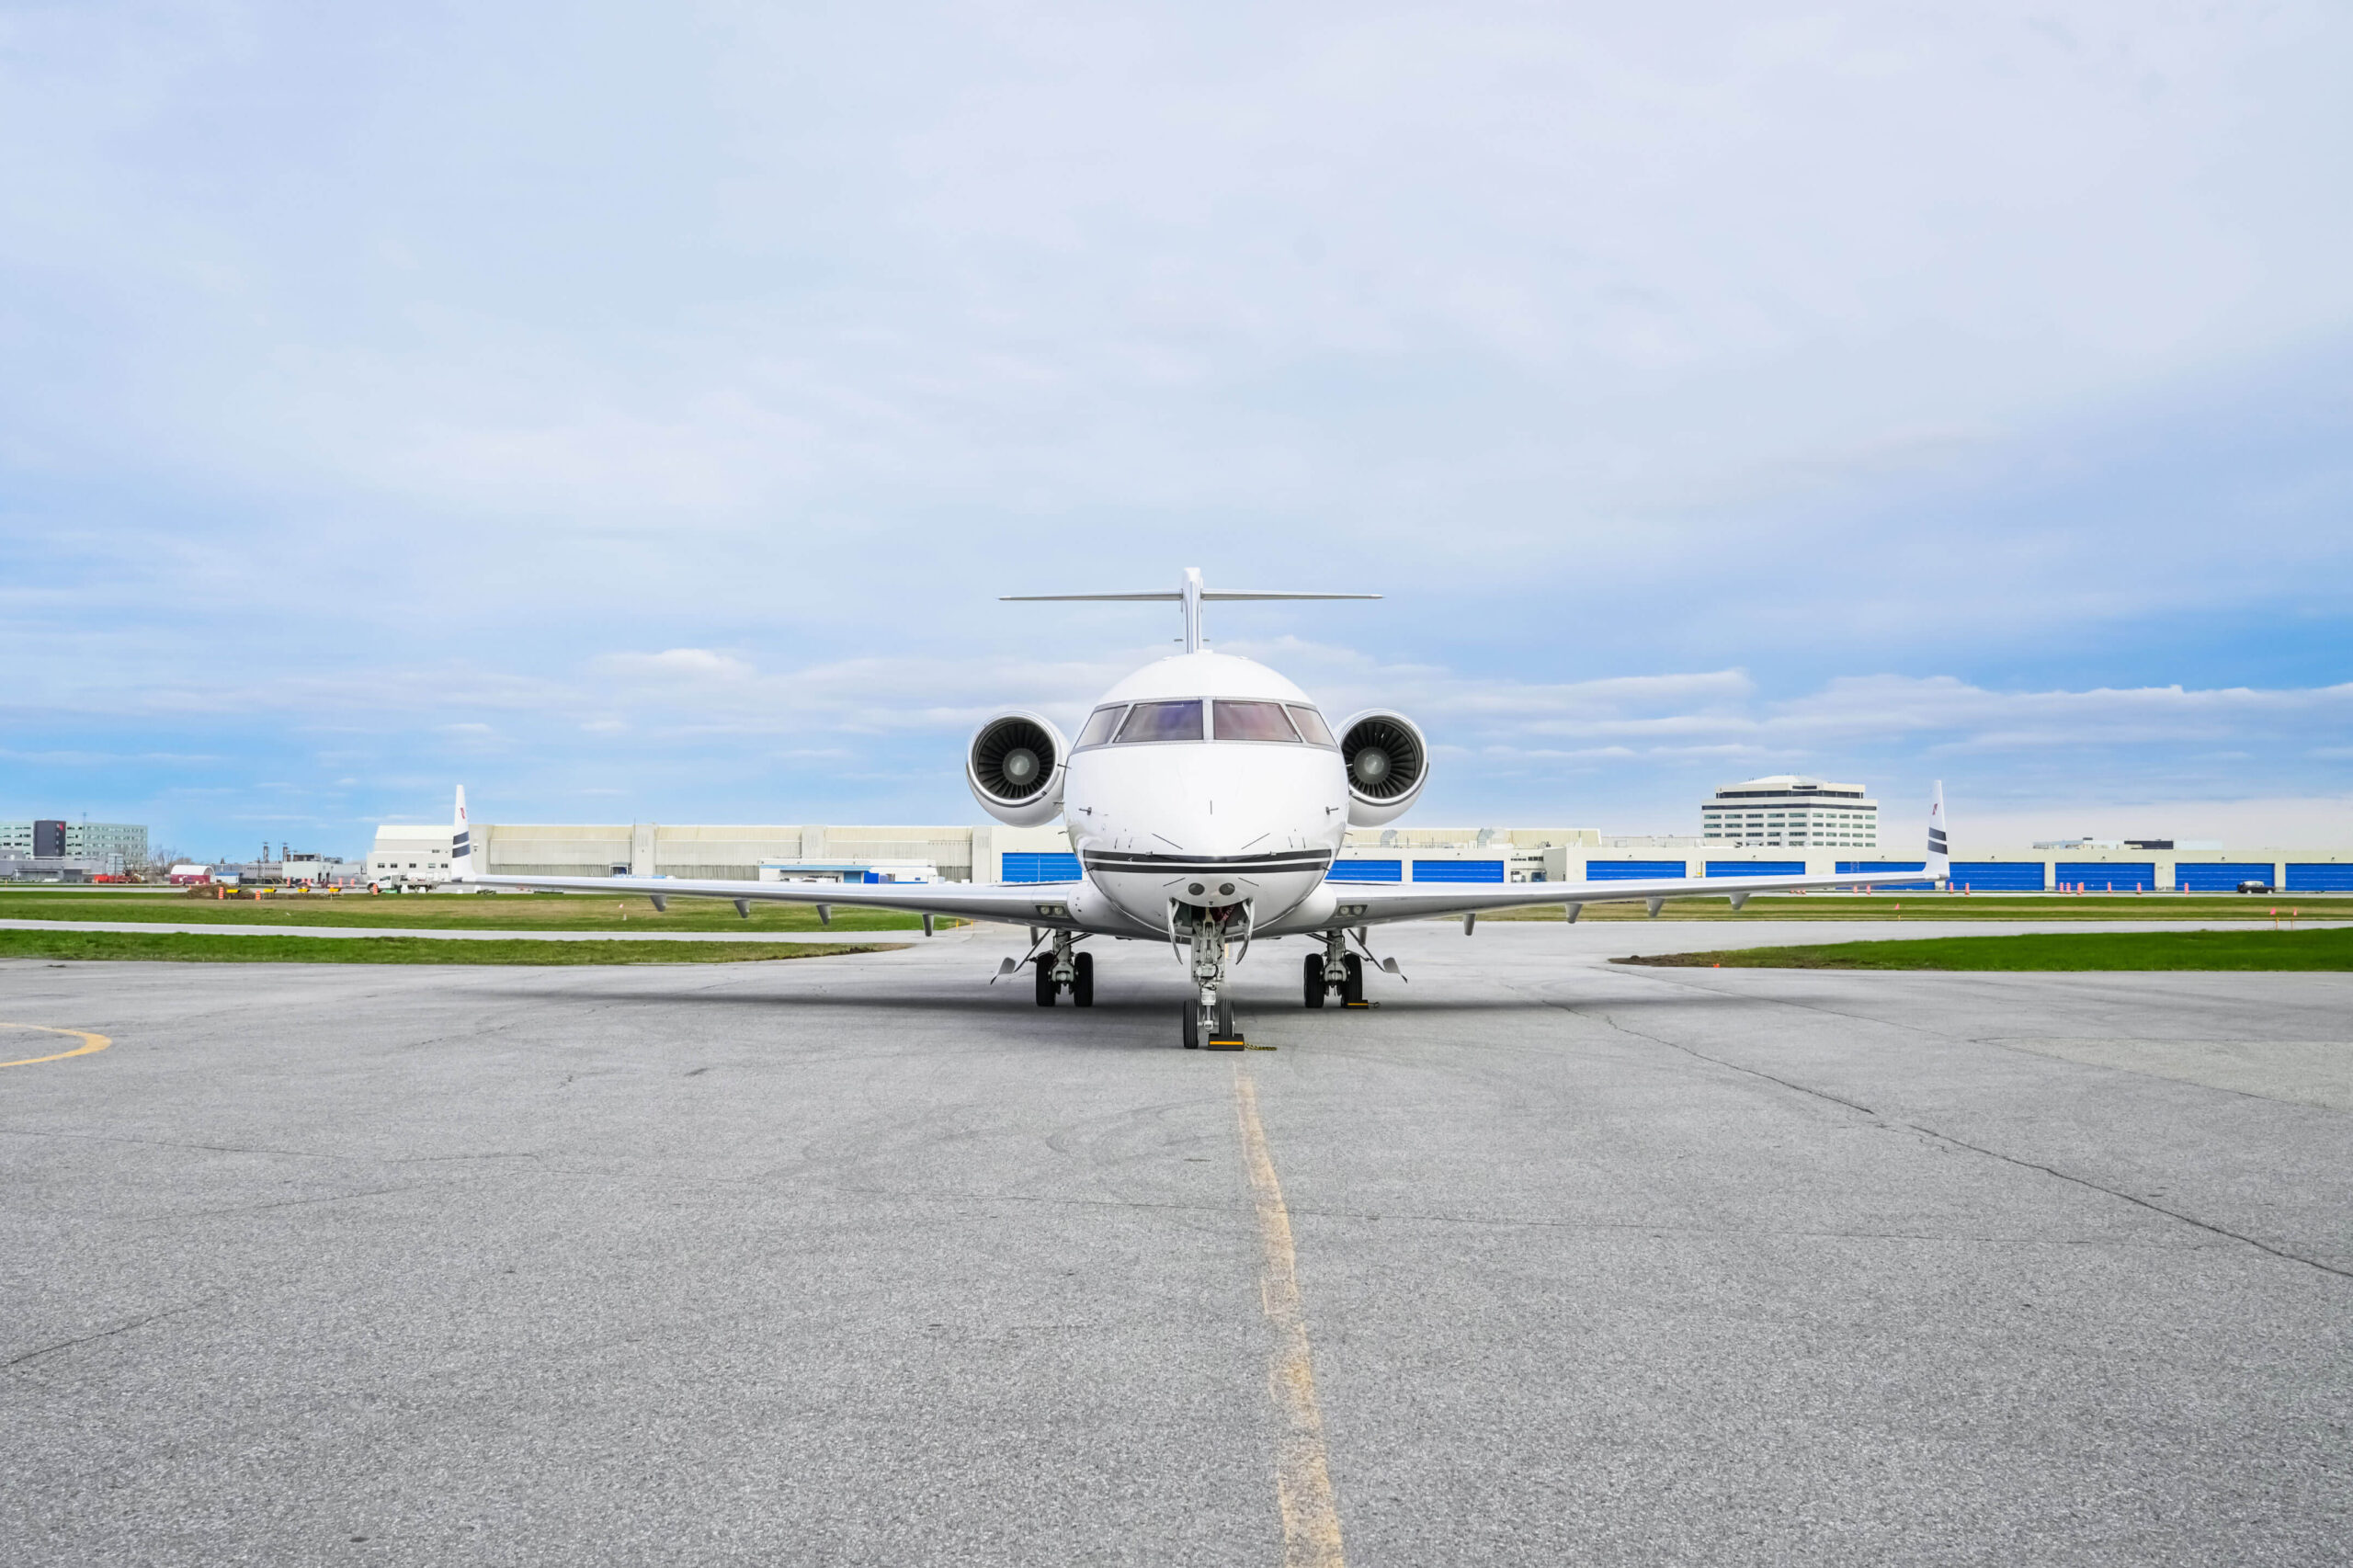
[1084,849,1334,874]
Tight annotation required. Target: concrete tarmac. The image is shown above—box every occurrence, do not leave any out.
[3,922,2347,1566]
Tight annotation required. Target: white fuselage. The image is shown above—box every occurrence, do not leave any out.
[1052,651,1354,937]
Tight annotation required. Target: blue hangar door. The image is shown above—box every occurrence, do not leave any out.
[2177,862,2275,892]
[2055,861,2154,892]
[1947,861,2046,892]
[1002,852,1082,883]
[1584,860,1687,881]
[2286,863,2353,892]
[1412,859,1505,883]
[1836,859,1933,891]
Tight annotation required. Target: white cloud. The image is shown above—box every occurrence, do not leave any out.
[592,649,756,683]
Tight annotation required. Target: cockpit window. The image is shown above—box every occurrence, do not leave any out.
[1075,705,1126,748]
[1212,700,1301,742]
[1285,705,1337,747]
[1113,699,1205,744]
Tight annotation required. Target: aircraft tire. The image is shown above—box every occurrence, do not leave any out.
[1072,951,1094,1007]
[1034,960,1056,1007]
[1341,952,1365,1006]
[1181,1000,1199,1049]
[1302,953,1324,1008]
[1216,994,1236,1039]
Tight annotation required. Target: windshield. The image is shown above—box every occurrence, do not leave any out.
[1075,705,1126,748]
[1113,699,1205,743]
[1285,705,1337,747]
[1213,700,1301,742]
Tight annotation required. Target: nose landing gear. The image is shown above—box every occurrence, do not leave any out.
[1177,906,1245,1048]
[1180,990,1238,1050]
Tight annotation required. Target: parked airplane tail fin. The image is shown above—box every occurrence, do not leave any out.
[452,786,472,881]
[1927,780,1949,878]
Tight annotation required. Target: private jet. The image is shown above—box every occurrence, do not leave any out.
[449,570,1950,1047]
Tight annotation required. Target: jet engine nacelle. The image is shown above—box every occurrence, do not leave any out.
[1337,709,1428,827]
[966,710,1069,827]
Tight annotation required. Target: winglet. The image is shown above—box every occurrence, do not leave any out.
[1927,779,1949,879]
[452,786,473,881]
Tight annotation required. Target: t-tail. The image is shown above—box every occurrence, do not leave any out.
[1003,567,1378,653]
[1927,779,1949,879]
[452,786,473,881]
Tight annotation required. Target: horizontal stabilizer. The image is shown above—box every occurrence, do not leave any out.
[1002,591,1379,601]
[1006,567,1376,651]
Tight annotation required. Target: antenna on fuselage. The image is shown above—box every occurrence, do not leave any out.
[1003,567,1378,653]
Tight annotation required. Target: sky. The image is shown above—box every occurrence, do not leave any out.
[3,1,2349,860]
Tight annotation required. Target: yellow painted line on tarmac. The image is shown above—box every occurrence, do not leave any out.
[0,1022,113,1069]
[1233,1063,1346,1568]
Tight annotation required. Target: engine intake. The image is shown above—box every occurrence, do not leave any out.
[1337,710,1428,827]
[967,711,1068,827]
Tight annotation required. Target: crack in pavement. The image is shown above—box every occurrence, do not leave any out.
[1549,994,2353,1283]
[0,1128,347,1160]
[1273,1205,2224,1250]
[4,1296,220,1370]
[835,1187,1233,1217]
[1901,1125,2353,1281]
[147,1185,419,1221]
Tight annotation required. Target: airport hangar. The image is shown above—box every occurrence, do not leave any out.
[366,818,2353,894]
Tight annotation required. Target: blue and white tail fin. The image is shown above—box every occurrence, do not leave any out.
[1927,779,1949,879]
[451,786,473,881]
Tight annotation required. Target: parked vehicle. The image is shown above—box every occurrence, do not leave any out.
[2236,880,2273,893]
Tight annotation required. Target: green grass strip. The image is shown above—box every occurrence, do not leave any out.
[1617,926,2353,971]
[1479,894,2339,923]
[0,891,930,932]
[0,929,907,965]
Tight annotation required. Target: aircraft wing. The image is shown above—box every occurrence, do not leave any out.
[1317,862,1942,928]
[1320,781,1954,927]
[442,787,1091,928]
[453,869,1093,928]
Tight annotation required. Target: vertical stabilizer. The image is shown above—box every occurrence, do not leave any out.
[452,786,472,881]
[1927,780,1949,876]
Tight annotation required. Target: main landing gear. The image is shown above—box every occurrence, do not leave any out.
[1034,933,1093,1007]
[1302,929,1365,1007]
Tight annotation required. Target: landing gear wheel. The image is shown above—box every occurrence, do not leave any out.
[1181,999,1199,1049]
[1034,960,1057,1007]
[1216,994,1236,1039]
[1072,950,1094,1007]
[1302,953,1325,1008]
[1341,952,1366,1006]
